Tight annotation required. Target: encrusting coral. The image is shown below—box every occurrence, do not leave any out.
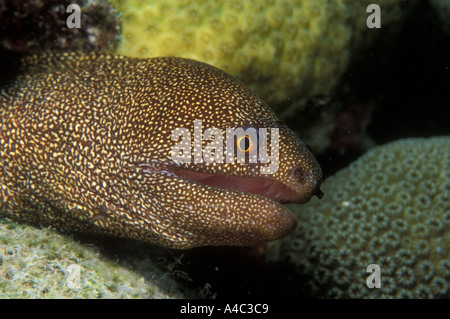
[268,137,449,298]
[0,218,184,298]
[111,0,415,112]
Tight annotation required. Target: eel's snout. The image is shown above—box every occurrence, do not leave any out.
[287,142,324,203]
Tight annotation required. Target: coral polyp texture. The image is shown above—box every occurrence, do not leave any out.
[0,218,183,298]
[268,137,449,298]
[111,0,414,111]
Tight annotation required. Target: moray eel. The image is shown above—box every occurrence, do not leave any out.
[0,52,323,249]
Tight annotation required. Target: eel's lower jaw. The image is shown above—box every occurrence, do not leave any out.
[171,167,305,204]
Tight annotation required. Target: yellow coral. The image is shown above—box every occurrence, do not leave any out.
[268,137,450,298]
[110,0,411,112]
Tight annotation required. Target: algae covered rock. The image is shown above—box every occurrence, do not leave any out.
[0,218,184,298]
[268,137,450,298]
[111,0,415,111]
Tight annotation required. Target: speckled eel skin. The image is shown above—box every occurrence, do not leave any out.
[0,52,323,249]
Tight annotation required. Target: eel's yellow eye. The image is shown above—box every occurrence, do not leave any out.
[236,135,257,155]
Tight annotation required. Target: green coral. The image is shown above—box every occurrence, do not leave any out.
[268,137,450,298]
[0,218,184,298]
[111,0,413,112]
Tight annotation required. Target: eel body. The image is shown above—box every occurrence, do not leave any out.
[0,52,323,249]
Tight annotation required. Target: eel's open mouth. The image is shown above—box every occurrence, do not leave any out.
[170,167,313,204]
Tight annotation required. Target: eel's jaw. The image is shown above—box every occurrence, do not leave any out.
[170,167,307,204]
[139,163,300,247]
[170,168,303,246]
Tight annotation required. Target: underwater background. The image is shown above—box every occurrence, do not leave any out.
[0,0,448,298]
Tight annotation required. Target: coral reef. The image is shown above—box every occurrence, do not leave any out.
[111,0,415,112]
[0,0,120,53]
[0,218,185,298]
[267,137,450,298]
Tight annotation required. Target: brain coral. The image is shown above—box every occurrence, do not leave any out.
[111,0,413,112]
[268,137,449,298]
